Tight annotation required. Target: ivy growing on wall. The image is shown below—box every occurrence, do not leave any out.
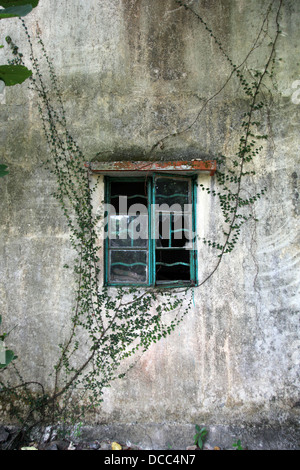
[0,0,283,447]
[169,0,283,285]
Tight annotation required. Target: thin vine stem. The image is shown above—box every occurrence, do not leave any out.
[150,0,278,157]
[198,0,283,286]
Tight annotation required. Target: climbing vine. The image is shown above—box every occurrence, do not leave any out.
[173,0,283,285]
[0,0,283,448]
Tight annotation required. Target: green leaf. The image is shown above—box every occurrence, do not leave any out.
[0,64,32,86]
[0,5,33,18]
[0,164,9,177]
[0,1,39,7]
[0,349,15,368]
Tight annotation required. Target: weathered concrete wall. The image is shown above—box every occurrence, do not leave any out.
[0,0,299,448]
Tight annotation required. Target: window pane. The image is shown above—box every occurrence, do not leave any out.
[155,178,190,208]
[156,213,194,248]
[109,250,148,284]
[109,215,148,248]
[110,181,148,214]
[155,249,190,282]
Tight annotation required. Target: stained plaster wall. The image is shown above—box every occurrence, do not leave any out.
[0,0,299,444]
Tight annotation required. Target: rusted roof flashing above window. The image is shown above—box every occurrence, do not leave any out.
[86,160,216,176]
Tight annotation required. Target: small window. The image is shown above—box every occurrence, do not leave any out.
[104,175,197,287]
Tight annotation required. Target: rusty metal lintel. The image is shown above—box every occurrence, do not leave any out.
[85,160,217,176]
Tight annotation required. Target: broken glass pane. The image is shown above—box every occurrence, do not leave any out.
[155,249,190,283]
[155,212,194,248]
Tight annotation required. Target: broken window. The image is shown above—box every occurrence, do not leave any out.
[104,175,197,287]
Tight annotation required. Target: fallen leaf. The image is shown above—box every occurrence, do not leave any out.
[112,441,122,450]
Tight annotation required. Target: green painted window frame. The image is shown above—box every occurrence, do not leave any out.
[104,174,198,288]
